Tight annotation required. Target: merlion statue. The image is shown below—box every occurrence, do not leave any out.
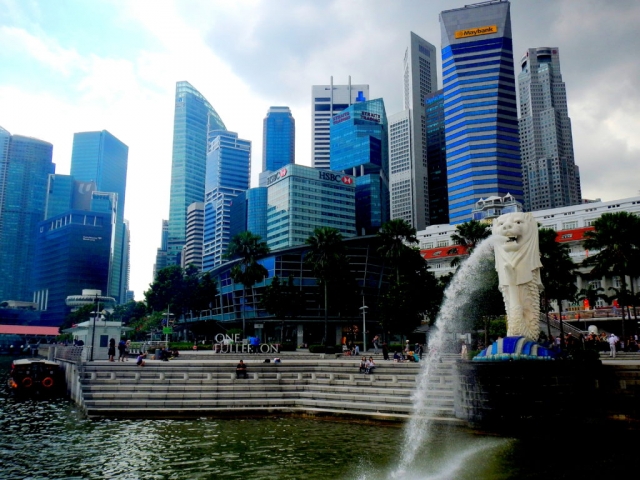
[492,212,543,341]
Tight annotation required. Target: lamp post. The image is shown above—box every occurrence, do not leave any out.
[90,294,99,361]
[360,295,368,354]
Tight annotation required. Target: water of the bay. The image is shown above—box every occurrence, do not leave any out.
[0,358,636,480]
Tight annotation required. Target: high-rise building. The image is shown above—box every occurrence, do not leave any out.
[518,47,581,211]
[71,130,129,302]
[263,107,295,172]
[182,202,205,271]
[44,175,96,220]
[265,164,356,250]
[312,77,369,170]
[167,81,226,267]
[153,220,169,278]
[439,0,522,224]
[0,127,54,302]
[330,98,389,235]
[203,131,251,271]
[425,89,449,225]
[389,33,438,230]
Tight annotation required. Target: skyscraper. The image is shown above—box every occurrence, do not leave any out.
[389,33,438,230]
[182,202,204,271]
[166,81,226,267]
[0,127,54,302]
[330,98,389,235]
[263,106,295,172]
[518,47,581,211]
[439,0,522,224]
[312,77,369,170]
[203,131,251,270]
[71,130,129,302]
[425,89,449,225]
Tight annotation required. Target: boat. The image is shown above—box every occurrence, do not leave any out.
[7,358,65,397]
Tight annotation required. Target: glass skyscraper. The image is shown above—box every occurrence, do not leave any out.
[425,89,449,225]
[203,131,251,271]
[0,127,54,302]
[263,107,295,172]
[518,47,581,211]
[330,98,389,235]
[439,0,522,224]
[71,130,129,302]
[167,81,226,267]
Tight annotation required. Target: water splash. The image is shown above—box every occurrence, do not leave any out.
[392,237,496,476]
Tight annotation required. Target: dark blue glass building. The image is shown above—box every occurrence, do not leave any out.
[167,81,226,267]
[330,98,389,235]
[0,127,54,302]
[439,1,522,223]
[71,130,128,302]
[425,89,449,225]
[263,107,295,173]
[203,131,251,270]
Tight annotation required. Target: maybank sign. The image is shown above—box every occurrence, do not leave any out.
[454,25,497,39]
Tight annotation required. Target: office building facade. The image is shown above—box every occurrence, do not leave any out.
[182,202,205,271]
[203,131,251,271]
[153,220,169,278]
[0,127,54,302]
[439,0,522,224]
[518,47,581,211]
[266,163,356,251]
[312,77,369,170]
[263,107,295,172]
[425,89,449,225]
[390,33,438,230]
[71,130,129,302]
[167,81,226,267]
[330,98,389,235]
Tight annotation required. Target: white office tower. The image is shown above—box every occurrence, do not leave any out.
[518,47,582,211]
[389,32,437,230]
[311,77,369,170]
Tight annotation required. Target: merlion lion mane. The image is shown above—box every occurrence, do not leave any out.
[492,212,543,340]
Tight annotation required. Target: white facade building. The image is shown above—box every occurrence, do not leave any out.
[311,77,369,170]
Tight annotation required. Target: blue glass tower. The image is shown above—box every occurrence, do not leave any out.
[439,0,521,224]
[0,127,54,302]
[263,107,295,172]
[71,130,129,302]
[203,131,251,270]
[425,90,449,225]
[330,98,389,235]
[167,81,226,267]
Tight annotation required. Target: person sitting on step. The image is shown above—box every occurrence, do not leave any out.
[236,359,248,379]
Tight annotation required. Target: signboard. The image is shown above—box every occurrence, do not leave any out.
[332,111,351,125]
[162,327,173,334]
[318,171,354,185]
[266,167,288,186]
[454,25,497,39]
[254,324,264,329]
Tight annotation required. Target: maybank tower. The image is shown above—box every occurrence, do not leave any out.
[439,0,521,223]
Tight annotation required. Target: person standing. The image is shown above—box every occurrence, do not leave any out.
[117,340,126,362]
[609,333,619,358]
[372,335,380,354]
[108,338,116,362]
[382,342,389,361]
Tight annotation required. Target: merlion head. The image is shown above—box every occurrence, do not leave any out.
[492,212,538,253]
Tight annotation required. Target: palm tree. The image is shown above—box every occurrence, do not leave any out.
[226,231,270,338]
[582,212,640,337]
[376,219,418,283]
[447,219,492,268]
[576,280,608,311]
[305,227,347,347]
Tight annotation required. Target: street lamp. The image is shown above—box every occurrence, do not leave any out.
[360,295,368,354]
[90,294,99,361]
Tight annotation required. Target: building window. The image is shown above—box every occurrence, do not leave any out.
[437,240,448,247]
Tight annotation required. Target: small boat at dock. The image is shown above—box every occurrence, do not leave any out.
[7,358,65,397]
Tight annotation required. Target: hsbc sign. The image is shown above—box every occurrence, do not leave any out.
[319,171,354,185]
[266,167,288,186]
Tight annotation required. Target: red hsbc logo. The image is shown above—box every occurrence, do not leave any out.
[341,176,353,185]
[279,168,287,177]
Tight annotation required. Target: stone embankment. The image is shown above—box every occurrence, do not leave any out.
[77,353,462,423]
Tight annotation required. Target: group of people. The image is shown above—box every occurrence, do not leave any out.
[108,338,131,362]
[358,356,376,374]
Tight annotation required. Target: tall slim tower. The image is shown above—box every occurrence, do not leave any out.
[390,32,437,230]
[518,47,581,211]
[439,0,522,224]
[0,127,55,302]
[166,81,226,267]
[312,77,369,170]
[263,106,295,172]
[71,130,128,302]
[203,131,251,270]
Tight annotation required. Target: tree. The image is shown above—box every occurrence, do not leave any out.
[193,272,219,312]
[305,227,347,346]
[582,212,640,337]
[539,228,577,344]
[226,231,270,338]
[447,220,492,268]
[59,304,95,333]
[576,281,608,310]
[110,301,148,326]
[260,275,306,343]
[376,219,418,283]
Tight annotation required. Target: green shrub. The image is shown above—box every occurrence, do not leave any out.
[309,344,326,353]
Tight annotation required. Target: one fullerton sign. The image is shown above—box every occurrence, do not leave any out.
[454,25,497,39]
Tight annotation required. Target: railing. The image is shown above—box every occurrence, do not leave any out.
[540,314,584,337]
[53,345,84,363]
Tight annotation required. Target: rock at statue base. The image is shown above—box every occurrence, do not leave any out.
[473,336,557,362]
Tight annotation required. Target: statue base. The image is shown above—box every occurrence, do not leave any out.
[473,336,557,361]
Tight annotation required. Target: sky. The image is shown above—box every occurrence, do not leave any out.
[1,0,639,300]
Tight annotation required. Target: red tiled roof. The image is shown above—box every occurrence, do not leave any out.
[0,325,59,336]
